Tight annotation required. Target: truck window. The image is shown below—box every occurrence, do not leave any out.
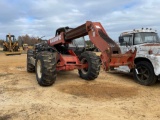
[134,33,143,45]
[134,32,159,45]
[142,33,159,43]
[120,35,132,46]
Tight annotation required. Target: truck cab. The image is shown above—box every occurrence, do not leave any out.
[119,29,159,52]
[117,28,160,85]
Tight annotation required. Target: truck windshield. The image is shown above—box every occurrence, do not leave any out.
[134,32,160,45]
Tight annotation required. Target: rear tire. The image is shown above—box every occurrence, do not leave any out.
[27,50,35,72]
[35,51,57,86]
[133,61,157,85]
[78,51,100,80]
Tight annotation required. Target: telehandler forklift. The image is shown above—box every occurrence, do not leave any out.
[27,21,136,86]
[3,34,21,55]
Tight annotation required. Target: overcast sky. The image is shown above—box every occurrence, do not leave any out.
[0,0,160,41]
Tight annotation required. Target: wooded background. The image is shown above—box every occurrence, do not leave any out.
[0,34,46,47]
[0,34,94,48]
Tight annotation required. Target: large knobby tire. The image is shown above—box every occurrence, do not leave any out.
[35,51,57,86]
[14,46,19,51]
[27,50,35,72]
[78,51,100,80]
[133,61,157,86]
[3,46,7,51]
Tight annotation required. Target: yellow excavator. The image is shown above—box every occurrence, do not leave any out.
[3,34,21,55]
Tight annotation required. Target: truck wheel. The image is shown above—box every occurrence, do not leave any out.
[27,50,35,72]
[78,51,100,80]
[133,61,157,85]
[35,51,57,86]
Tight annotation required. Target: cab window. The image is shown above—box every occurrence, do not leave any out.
[134,33,143,45]
[120,35,133,46]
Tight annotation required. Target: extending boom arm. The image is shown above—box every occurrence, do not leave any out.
[65,21,120,70]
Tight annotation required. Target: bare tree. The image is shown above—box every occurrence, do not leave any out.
[17,34,41,46]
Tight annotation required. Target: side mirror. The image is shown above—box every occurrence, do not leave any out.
[119,36,124,43]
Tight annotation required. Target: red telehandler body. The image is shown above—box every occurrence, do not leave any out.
[27,21,136,86]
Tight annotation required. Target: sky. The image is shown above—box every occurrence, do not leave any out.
[0,0,160,41]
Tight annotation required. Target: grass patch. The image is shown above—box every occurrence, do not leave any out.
[0,115,11,120]
[0,73,13,77]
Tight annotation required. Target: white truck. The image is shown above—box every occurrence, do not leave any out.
[116,28,160,85]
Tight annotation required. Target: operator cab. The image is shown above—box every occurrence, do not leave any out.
[119,28,160,46]
[55,27,86,55]
[6,34,15,42]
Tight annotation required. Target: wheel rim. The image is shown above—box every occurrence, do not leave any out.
[136,66,149,81]
[37,60,42,79]
[81,58,88,74]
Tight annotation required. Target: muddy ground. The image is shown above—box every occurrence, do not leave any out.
[0,52,160,120]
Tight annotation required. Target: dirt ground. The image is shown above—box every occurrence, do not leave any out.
[0,52,160,120]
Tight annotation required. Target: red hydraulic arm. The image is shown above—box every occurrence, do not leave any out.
[48,21,136,71]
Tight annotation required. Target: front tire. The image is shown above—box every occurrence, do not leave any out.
[78,51,100,80]
[133,61,157,85]
[27,50,35,72]
[14,46,19,51]
[35,51,57,86]
[3,46,7,51]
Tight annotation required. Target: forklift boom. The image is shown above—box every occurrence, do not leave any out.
[48,21,136,70]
